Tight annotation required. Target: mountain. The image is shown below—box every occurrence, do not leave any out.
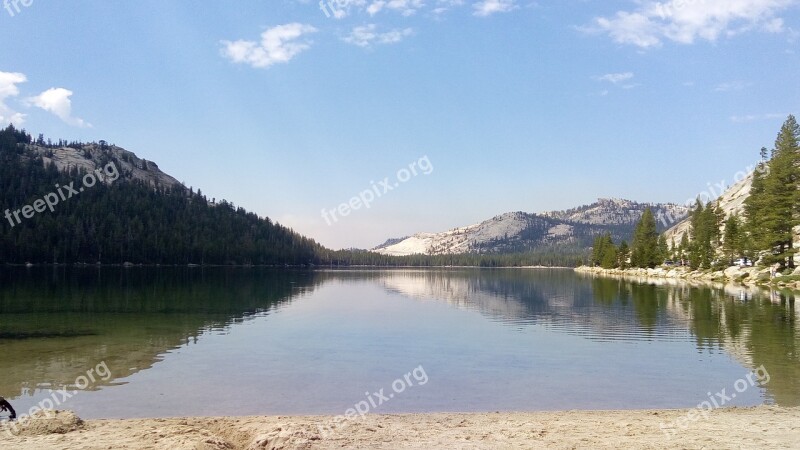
[373,199,689,256]
[543,198,688,226]
[662,172,754,245]
[0,125,324,265]
[26,139,181,189]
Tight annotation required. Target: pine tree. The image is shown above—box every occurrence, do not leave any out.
[600,239,618,269]
[745,159,769,252]
[686,200,723,269]
[591,235,603,267]
[592,233,618,269]
[631,208,659,268]
[657,234,668,263]
[749,115,800,269]
[678,233,689,266]
[688,201,705,269]
[617,241,630,269]
[723,215,744,265]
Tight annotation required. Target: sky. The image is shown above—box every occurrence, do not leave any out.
[0,0,799,249]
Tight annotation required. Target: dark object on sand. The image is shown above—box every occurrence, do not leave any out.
[0,397,16,420]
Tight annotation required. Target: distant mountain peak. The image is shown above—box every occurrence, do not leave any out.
[373,199,689,256]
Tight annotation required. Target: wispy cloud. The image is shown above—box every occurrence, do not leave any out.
[367,0,386,15]
[593,72,638,92]
[221,23,318,69]
[730,113,786,122]
[714,80,751,92]
[0,71,27,126]
[473,0,517,17]
[433,0,465,15]
[586,0,797,48]
[26,88,91,128]
[343,24,414,47]
[385,0,425,16]
[596,72,635,84]
[360,0,425,16]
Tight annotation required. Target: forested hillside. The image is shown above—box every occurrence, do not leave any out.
[591,115,800,272]
[0,125,323,265]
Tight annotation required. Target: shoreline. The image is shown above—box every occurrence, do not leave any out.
[2,263,574,270]
[574,265,800,292]
[1,407,798,449]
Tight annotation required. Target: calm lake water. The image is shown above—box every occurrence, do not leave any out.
[0,267,797,419]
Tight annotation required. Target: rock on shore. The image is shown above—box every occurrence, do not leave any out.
[575,265,800,291]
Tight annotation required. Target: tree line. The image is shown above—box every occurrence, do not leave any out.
[591,115,800,272]
[590,208,666,269]
[0,125,586,268]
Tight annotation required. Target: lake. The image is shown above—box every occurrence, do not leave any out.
[0,267,797,419]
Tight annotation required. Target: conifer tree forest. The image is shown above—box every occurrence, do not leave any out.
[593,115,800,271]
[0,125,582,267]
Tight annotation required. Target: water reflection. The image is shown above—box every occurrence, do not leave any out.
[0,267,322,400]
[378,269,799,406]
[0,267,798,414]
[581,275,798,405]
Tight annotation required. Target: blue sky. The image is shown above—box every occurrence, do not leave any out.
[1,0,798,249]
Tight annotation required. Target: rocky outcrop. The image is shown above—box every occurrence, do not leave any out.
[374,199,688,256]
[574,265,800,291]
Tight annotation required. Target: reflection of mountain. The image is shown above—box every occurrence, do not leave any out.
[377,269,679,336]
[0,268,322,399]
[377,269,800,406]
[379,269,538,322]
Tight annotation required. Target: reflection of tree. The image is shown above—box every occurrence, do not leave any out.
[382,269,800,406]
[592,279,667,331]
[629,283,667,331]
[0,268,323,399]
[623,281,799,406]
[591,278,619,306]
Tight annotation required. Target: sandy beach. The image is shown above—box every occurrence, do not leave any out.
[1,406,798,449]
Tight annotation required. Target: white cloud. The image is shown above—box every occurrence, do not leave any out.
[589,0,797,48]
[596,72,635,84]
[473,0,517,17]
[731,113,786,122]
[385,0,425,16]
[433,0,464,14]
[714,80,751,91]
[26,88,91,128]
[221,23,318,69]
[0,71,27,126]
[367,0,385,15]
[357,0,425,16]
[311,0,467,17]
[343,24,414,47]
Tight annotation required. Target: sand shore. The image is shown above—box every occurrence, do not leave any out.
[1,406,798,449]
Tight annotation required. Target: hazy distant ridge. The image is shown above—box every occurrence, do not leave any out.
[373,199,689,256]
